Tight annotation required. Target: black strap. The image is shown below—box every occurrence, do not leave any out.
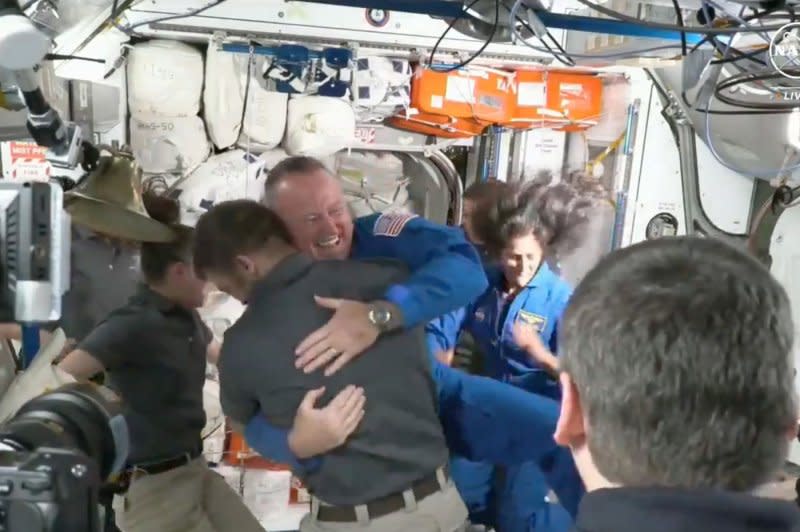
[129,444,203,476]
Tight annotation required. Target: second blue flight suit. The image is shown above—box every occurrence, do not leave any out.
[243,212,585,518]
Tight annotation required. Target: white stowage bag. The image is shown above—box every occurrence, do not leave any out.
[177,150,267,221]
[204,40,289,151]
[204,39,242,150]
[0,329,76,424]
[352,56,411,122]
[130,115,211,174]
[283,96,356,158]
[335,152,412,216]
[127,40,204,118]
[238,63,288,150]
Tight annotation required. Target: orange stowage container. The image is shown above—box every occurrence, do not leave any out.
[410,66,514,124]
[503,70,603,131]
[225,431,273,468]
[503,69,557,130]
[548,72,603,132]
[387,113,488,138]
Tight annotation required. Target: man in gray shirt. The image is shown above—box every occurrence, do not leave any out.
[193,199,468,532]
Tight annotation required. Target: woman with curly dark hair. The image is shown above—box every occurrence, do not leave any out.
[442,172,614,532]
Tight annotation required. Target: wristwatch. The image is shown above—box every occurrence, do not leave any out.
[367,302,395,333]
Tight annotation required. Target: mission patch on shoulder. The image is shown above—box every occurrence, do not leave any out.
[517,310,546,332]
[372,212,418,237]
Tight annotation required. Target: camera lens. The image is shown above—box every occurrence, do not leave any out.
[0,382,128,481]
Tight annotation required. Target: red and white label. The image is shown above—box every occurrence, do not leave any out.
[0,141,51,182]
[354,127,377,145]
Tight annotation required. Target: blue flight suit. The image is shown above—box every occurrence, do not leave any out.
[468,263,571,399]
[436,262,573,532]
[243,212,585,518]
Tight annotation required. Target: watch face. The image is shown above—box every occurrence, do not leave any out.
[370,308,391,325]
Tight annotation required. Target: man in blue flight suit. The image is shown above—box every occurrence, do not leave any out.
[236,156,584,520]
[432,182,576,532]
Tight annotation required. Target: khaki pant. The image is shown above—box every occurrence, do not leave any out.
[301,475,468,532]
[112,457,264,532]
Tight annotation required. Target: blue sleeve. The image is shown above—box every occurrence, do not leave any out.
[425,307,468,355]
[244,417,322,474]
[354,213,488,328]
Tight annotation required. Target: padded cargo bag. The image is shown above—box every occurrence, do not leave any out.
[127,40,204,118]
[352,56,411,121]
[205,38,289,152]
[204,38,243,150]
[130,115,211,174]
[177,150,266,218]
[283,96,356,157]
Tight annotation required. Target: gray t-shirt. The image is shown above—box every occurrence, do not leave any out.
[78,284,211,464]
[220,253,447,506]
[45,228,139,341]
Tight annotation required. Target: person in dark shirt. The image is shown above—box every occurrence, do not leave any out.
[554,236,800,532]
[57,195,263,532]
[193,199,468,532]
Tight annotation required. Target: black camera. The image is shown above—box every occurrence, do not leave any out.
[0,382,128,532]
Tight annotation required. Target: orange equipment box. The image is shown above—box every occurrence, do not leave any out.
[503,70,603,131]
[409,66,514,124]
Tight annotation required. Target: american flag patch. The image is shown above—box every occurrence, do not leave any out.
[373,212,418,237]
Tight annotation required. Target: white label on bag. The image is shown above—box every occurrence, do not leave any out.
[445,76,475,104]
[517,82,546,107]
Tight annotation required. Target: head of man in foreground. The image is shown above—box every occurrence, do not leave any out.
[555,236,797,493]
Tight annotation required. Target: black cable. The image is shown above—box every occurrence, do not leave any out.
[714,70,800,109]
[119,0,228,34]
[428,0,499,72]
[709,44,766,65]
[239,43,255,130]
[543,29,576,66]
[681,91,790,114]
[507,4,575,65]
[671,0,687,56]
[44,53,105,64]
[689,6,788,53]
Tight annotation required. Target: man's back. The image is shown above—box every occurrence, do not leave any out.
[220,253,447,505]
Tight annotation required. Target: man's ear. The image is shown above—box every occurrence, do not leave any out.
[234,255,256,276]
[555,372,587,448]
[167,261,189,280]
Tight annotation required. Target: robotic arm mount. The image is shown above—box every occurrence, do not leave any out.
[0,0,90,172]
[11,69,84,171]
